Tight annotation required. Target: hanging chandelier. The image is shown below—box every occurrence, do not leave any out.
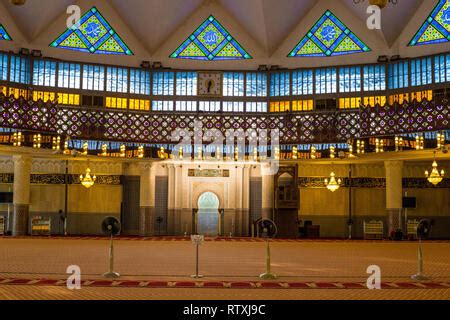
[11,0,26,5]
[425,153,445,186]
[325,172,342,192]
[353,0,397,9]
[80,167,96,189]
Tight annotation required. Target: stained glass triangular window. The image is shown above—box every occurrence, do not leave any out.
[0,24,12,41]
[50,7,133,55]
[170,15,251,61]
[288,10,370,57]
[409,0,450,46]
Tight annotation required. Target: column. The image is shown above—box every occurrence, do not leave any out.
[167,164,175,235]
[12,155,32,236]
[241,165,251,236]
[261,163,274,220]
[173,164,183,235]
[234,165,243,236]
[139,162,155,236]
[385,160,403,236]
[181,165,191,235]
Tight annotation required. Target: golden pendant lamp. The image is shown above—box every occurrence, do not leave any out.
[425,152,445,186]
[369,0,388,9]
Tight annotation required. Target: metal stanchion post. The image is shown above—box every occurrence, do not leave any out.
[191,235,204,278]
[411,239,429,281]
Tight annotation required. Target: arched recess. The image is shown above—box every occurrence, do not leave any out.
[196,191,221,236]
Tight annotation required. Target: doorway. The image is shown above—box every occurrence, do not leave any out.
[197,192,220,236]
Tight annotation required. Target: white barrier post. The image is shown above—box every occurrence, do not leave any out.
[259,226,277,280]
[103,233,120,278]
[191,235,204,278]
[411,239,430,281]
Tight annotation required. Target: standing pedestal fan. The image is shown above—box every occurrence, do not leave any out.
[101,217,121,278]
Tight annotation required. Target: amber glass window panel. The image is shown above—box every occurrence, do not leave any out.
[411,90,433,102]
[270,101,290,112]
[363,96,386,107]
[106,97,128,109]
[8,87,28,99]
[292,100,313,111]
[58,93,80,105]
[339,97,361,109]
[33,91,56,102]
[389,94,409,105]
[129,99,150,111]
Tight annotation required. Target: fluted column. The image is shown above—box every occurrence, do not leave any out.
[173,164,182,235]
[241,165,251,236]
[385,160,403,235]
[139,162,155,236]
[12,155,32,236]
[234,165,243,236]
[167,164,176,235]
[261,163,274,220]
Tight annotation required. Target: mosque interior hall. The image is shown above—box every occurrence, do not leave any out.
[0,0,449,301]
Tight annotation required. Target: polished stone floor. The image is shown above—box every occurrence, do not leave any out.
[0,237,449,300]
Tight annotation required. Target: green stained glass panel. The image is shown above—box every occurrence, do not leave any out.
[288,10,370,57]
[50,6,133,55]
[409,0,450,46]
[170,15,251,61]
[0,24,12,41]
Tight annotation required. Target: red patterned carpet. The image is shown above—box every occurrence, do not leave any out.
[0,277,449,290]
[1,237,449,299]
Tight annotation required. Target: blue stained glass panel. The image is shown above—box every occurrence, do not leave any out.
[0,24,12,41]
[176,72,197,96]
[434,53,450,83]
[50,7,133,55]
[170,15,251,61]
[411,57,432,86]
[33,60,57,87]
[363,65,386,91]
[270,72,290,97]
[9,56,30,84]
[409,0,450,46]
[153,72,174,96]
[106,67,128,93]
[82,64,105,91]
[0,53,8,81]
[292,70,313,95]
[388,62,409,90]
[288,10,370,57]
[315,68,337,94]
[246,72,267,97]
[130,69,150,95]
[223,72,244,96]
[339,66,361,93]
[58,62,81,89]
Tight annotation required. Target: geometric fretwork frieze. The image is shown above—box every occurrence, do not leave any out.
[359,98,449,137]
[1,94,448,145]
[298,177,450,188]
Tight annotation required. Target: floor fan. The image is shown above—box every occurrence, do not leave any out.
[101,217,121,278]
